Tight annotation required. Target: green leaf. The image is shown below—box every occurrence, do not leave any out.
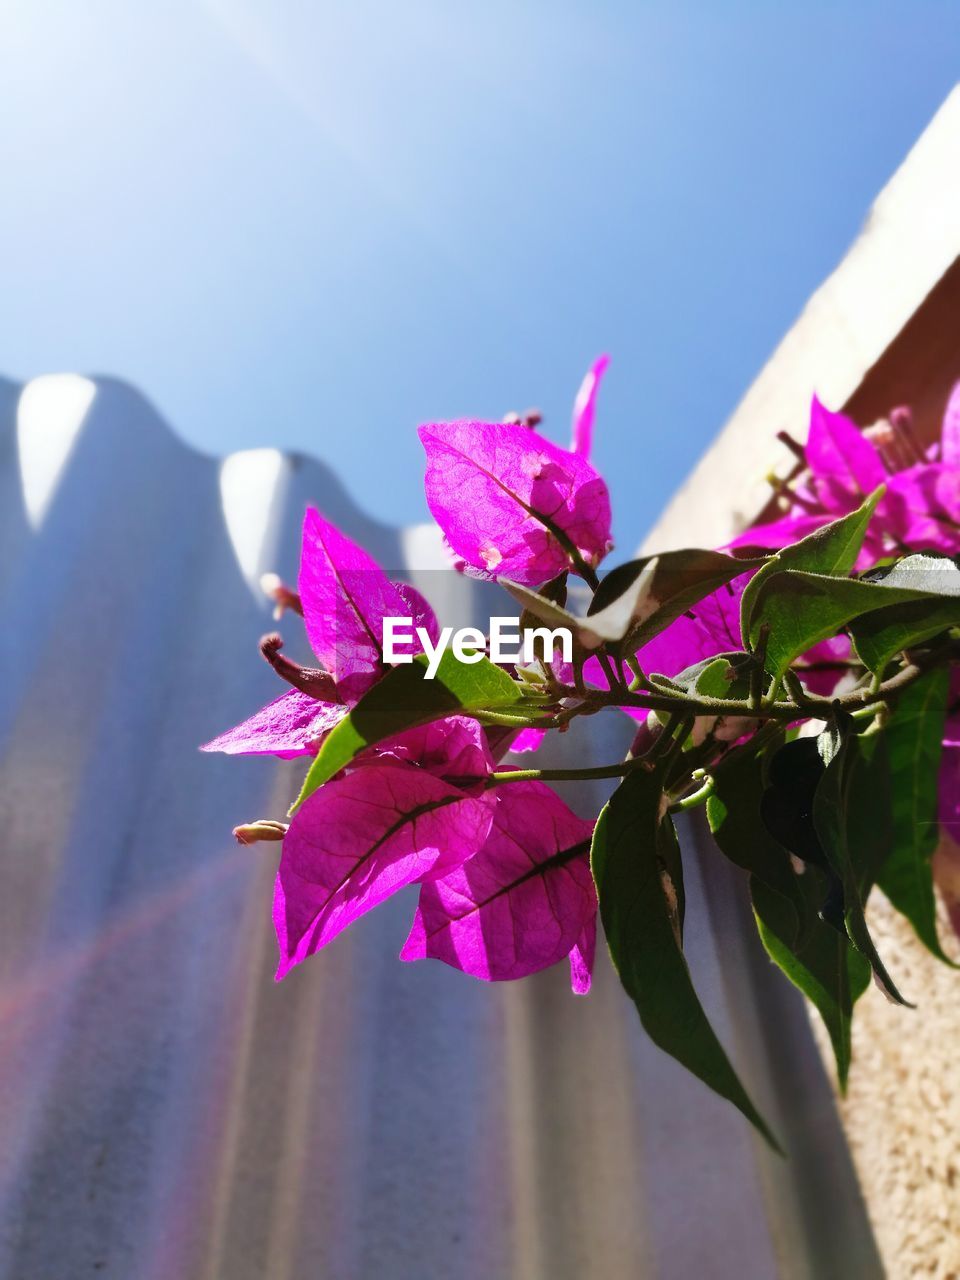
[751,877,870,1092]
[851,598,960,675]
[876,670,955,965]
[865,552,960,592]
[849,556,960,674]
[739,488,883,650]
[707,746,870,1088]
[503,566,660,649]
[591,765,780,1149]
[590,549,764,654]
[747,569,943,679]
[812,721,911,1005]
[708,743,806,904]
[290,651,530,812]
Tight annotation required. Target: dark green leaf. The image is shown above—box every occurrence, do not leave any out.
[591,765,780,1149]
[708,743,807,905]
[648,651,753,699]
[503,569,654,649]
[876,670,955,965]
[739,488,883,649]
[747,569,943,679]
[708,745,871,1088]
[864,552,960,592]
[851,598,960,675]
[517,572,568,635]
[290,651,530,812]
[751,876,870,1092]
[590,549,764,653]
[812,721,911,1005]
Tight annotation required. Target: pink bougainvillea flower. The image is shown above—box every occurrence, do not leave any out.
[274,760,495,979]
[601,560,852,722]
[571,354,610,459]
[201,689,346,760]
[885,464,960,555]
[419,420,612,587]
[400,780,597,988]
[727,511,833,553]
[393,581,441,647]
[805,395,887,513]
[203,508,441,759]
[299,507,434,702]
[374,715,494,789]
[728,397,893,567]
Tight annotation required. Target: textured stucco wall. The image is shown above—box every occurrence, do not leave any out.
[810,896,960,1280]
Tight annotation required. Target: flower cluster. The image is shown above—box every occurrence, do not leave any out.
[205,358,960,1145]
[728,391,960,928]
[203,360,614,990]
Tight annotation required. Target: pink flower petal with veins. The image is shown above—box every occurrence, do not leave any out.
[419,420,612,587]
[274,761,494,979]
[805,395,886,512]
[299,508,411,701]
[393,581,440,646]
[886,465,960,555]
[200,690,346,759]
[375,715,494,787]
[400,780,596,983]
[726,512,832,552]
[571,354,610,458]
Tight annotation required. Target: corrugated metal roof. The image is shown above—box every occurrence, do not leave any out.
[0,375,879,1278]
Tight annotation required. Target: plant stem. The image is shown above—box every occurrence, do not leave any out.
[669,775,715,813]
[473,710,555,729]
[550,657,931,723]
[486,757,652,787]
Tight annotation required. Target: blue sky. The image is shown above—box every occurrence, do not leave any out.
[2,1,958,552]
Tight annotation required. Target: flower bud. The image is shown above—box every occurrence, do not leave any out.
[260,572,303,619]
[233,819,289,846]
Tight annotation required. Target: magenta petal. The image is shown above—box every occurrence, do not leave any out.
[298,508,409,701]
[393,581,440,647]
[274,761,494,979]
[886,465,960,555]
[419,420,612,587]
[510,727,547,753]
[941,381,960,466]
[727,512,832,552]
[200,690,346,759]
[939,745,960,834]
[806,395,886,512]
[375,715,494,786]
[399,780,596,983]
[568,913,597,994]
[570,354,610,458]
[799,634,852,697]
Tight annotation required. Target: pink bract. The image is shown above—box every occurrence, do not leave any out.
[300,507,424,702]
[571,354,610,459]
[805,395,886,513]
[274,761,495,980]
[400,780,596,985]
[419,420,612,587]
[374,715,495,788]
[200,689,346,759]
[202,510,442,759]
